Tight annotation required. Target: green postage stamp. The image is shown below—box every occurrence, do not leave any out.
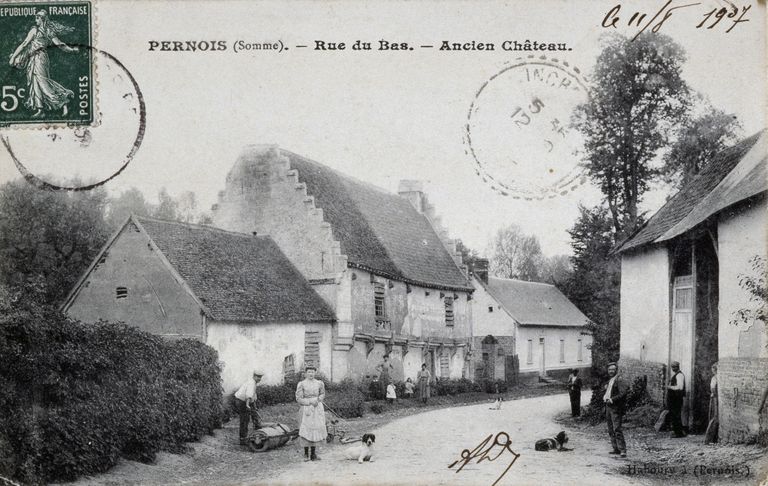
[0,2,93,127]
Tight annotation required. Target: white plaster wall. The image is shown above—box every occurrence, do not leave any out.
[207,321,333,392]
[471,277,518,338]
[516,326,592,373]
[718,199,768,359]
[402,347,426,381]
[620,247,670,363]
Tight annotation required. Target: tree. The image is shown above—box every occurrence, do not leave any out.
[730,255,767,338]
[573,32,690,237]
[105,187,152,229]
[153,187,178,221]
[175,191,198,224]
[488,224,544,281]
[561,205,621,380]
[540,255,573,286]
[661,108,742,188]
[0,179,110,305]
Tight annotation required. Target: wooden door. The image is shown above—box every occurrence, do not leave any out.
[538,337,546,377]
[671,275,694,426]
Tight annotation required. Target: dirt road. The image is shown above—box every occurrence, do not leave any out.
[271,390,647,486]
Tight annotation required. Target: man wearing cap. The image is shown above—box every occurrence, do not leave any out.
[235,370,263,445]
[603,362,629,458]
[667,361,686,438]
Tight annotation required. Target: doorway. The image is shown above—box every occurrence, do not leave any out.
[538,337,546,377]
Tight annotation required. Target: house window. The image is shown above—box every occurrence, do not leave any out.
[526,339,533,364]
[559,339,565,363]
[283,354,295,382]
[577,339,583,362]
[116,287,128,299]
[444,297,454,325]
[374,283,385,319]
[488,306,494,313]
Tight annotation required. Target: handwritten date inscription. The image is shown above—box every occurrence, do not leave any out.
[448,432,521,486]
[602,0,752,41]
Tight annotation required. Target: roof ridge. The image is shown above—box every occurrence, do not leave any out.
[134,215,264,239]
[280,148,398,197]
[489,276,555,287]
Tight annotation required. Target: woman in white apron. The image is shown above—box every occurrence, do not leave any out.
[296,365,326,461]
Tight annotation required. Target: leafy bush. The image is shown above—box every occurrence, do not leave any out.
[325,379,365,418]
[0,303,222,483]
[434,378,482,396]
[369,402,385,414]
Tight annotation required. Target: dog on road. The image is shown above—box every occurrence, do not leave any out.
[534,431,571,451]
[343,433,376,463]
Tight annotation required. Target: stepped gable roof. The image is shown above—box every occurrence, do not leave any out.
[617,131,764,253]
[485,277,590,327]
[283,150,472,291]
[135,216,336,323]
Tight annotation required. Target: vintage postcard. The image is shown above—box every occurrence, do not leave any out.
[0,1,766,485]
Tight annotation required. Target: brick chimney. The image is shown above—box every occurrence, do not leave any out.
[469,258,489,284]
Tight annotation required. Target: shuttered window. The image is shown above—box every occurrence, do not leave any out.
[440,351,450,377]
[283,354,295,381]
[526,339,533,364]
[577,339,583,362]
[444,297,454,326]
[304,331,320,370]
[559,339,565,363]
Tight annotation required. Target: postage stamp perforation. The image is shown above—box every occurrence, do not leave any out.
[0,0,97,130]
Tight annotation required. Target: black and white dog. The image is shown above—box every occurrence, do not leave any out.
[343,433,376,463]
[534,431,570,451]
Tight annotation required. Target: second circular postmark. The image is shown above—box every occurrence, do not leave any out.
[465,55,590,200]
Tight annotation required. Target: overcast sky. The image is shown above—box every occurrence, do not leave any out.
[0,0,764,257]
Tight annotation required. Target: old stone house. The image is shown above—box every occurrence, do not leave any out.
[211,146,474,384]
[470,264,592,384]
[616,131,767,442]
[62,216,336,393]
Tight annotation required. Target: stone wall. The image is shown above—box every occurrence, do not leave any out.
[470,334,515,383]
[718,357,768,445]
[618,357,667,404]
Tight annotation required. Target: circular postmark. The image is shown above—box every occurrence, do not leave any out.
[0,45,146,191]
[465,55,590,200]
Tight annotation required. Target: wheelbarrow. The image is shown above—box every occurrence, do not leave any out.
[245,422,299,452]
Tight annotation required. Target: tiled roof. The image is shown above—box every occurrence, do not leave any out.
[617,132,763,253]
[135,217,336,323]
[485,277,590,327]
[283,151,472,291]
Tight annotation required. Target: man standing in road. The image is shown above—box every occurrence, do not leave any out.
[603,362,628,458]
[667,361,686,438]
[567,368,583,417]
[235,370,264,445]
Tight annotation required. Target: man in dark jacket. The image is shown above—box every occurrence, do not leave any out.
[667,361,686,438]
[603,362,628,458]
[567,369,583,417]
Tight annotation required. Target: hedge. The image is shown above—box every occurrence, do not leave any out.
[0,303,223,483]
